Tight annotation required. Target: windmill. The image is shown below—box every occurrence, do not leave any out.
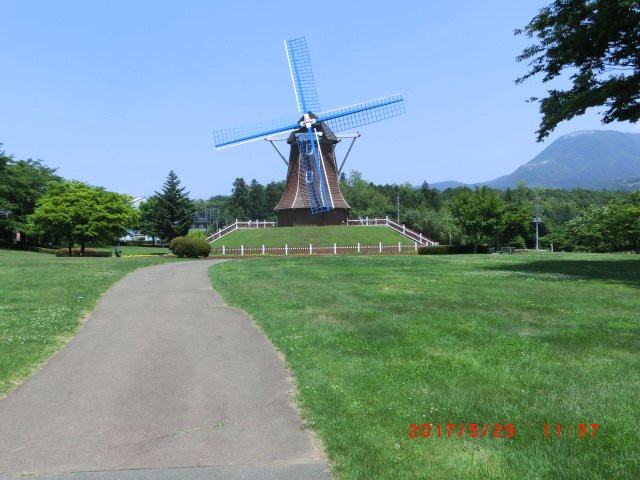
[213,36,405,226]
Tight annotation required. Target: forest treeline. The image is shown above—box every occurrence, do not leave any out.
[195,171,640,252]
[2,143,637,253]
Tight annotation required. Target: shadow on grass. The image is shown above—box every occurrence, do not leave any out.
[486,258,640,288]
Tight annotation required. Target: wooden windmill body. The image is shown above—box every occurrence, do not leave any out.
[274,121,350,226]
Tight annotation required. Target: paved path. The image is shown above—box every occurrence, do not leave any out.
[0,261,330,479]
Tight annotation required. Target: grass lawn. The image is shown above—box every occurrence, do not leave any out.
[210,225,413,248]
[210,254,640,479]
[95,245,169,256]
[0,249,174,397]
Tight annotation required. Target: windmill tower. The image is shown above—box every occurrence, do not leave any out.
[213,37,405,226]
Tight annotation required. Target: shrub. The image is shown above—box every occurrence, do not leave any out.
[509,235,527,249]
[418,245,489,255]
[169,236,211,258]
[187,230,207,239]
[55,248,112,257]
[31,246,57,254]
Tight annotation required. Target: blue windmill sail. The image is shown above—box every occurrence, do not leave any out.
[316,95,405,133]
[213,117,299,148]
[285,37,321,113]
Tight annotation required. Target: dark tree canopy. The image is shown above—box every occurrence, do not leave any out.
[153,171,196,241]
[0,146,61,238]
[516,0,640,140]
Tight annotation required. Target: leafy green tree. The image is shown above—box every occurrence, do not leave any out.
[247,179,266,219]
[0,147,61,239]
[517,0,640,140]
[264,181,285,216]
[137,196,162,244]
[450,186,506,252]
[342,171,393,217]
[420,181,442,210]
[29,181,137,255]
[566,205,608,251]
[153,171,196,241]
[228,177,249,220]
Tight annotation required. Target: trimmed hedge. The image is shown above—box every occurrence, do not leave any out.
[169,236,211,258]
[31,246,58,255]
[418,245,490,255]
[55,248,112,257]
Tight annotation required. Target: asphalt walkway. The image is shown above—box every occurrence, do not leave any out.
[0,260,330,479]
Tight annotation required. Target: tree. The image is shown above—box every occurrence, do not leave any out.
[0,146,61,239]
[247,179,266,219]
[137,196,162,244]
[516,0,640,140]
[153,171,196,241]
[29,181,137,255]
[420,181,442,210]
[227,177,249,220]
[341,171,393,217]
[449,186,505,252]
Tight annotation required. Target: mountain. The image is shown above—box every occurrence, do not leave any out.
[432,130,640,190]
[429,180,469,190]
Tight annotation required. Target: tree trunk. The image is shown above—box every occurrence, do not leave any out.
[473,243,478,254]
[80,243,85,256]
[68,243,72,257]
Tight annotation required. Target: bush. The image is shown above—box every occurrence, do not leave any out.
[55,248,112,257]
[169,236,211,258]
[187,230,207,239]
[418,244,490,255]
[508,235,527,249]
[31,246,57,254]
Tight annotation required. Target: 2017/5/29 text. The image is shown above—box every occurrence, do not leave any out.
[409,423,516,439]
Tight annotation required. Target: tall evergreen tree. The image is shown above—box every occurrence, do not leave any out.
[153,171,195,241]
[228,177,249,220]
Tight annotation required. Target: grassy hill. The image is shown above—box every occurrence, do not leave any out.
[209,226,413,248]
[210,254,640,479]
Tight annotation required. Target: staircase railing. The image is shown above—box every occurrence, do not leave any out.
[347,217,438,245]
[206,217,438,246]
[205,219,276,242]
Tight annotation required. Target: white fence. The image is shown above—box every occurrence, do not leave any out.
[206,217,438,246]
[210,242,420,256]
[347,217,438,245]
[206,219,276,242]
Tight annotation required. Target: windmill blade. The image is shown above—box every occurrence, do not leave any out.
[316,95,405,133]
[285,37,321,114]
[213,117,299,149]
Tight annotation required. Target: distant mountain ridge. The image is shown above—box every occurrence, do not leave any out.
[430,130,640,191]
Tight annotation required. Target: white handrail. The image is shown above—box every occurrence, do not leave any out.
[207,217,438,246]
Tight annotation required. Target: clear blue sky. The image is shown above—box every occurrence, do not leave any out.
[1,1,638,198]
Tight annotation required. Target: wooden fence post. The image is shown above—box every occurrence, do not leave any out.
[398,242,401,252]
[333,243,337,255]
[379,242,382,253]
[262,244,265,255]
[357,242,360,253]
[222,245,225,256]
[285,244,288,255]
[309,243,312,254]
[241,245,244,256]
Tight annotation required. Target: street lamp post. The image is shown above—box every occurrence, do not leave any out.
[533,196,542,251]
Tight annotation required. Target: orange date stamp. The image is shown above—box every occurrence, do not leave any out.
[409,422,600,439]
